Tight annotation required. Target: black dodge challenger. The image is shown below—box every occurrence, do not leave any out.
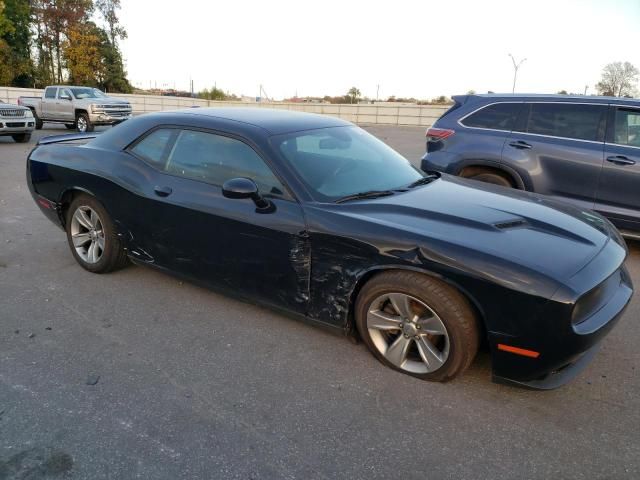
[27,108,633,389]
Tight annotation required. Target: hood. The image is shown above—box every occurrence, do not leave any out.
[323,175,620,290]
[86,96,130,105]
[0,103,28,111]
[100,96,130,104]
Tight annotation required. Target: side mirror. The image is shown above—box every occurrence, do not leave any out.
[222,177,274,212]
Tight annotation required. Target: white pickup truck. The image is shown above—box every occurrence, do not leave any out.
[18,85,132,133]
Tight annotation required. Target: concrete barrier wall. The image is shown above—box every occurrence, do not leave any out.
[0,86,448,127]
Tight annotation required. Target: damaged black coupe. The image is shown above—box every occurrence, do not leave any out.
[27,108,633,388]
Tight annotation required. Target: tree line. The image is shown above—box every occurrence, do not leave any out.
[0,0,132,92]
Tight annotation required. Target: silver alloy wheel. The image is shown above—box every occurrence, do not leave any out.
[70,206,105,264]
[77,116,87,132]
[367,293,450,374]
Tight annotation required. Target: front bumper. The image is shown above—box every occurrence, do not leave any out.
[488,238,633,389]
[0,118,36,135]
[88,112,133,125]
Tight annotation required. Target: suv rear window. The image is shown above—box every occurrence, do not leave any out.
[460,103,521,131]
[523,103,605,142]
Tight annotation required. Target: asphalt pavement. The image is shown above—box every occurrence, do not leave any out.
[0,124,638,479]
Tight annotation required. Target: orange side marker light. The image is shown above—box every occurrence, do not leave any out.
[497,344,540,358]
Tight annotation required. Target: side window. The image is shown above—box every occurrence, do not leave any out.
[526,103,605,141]
[461,103,521,131]
[167,130,286,196]
[130,128,175,169]
[612,108,640,147]
[58,88,72,99]
[44,88,57,99]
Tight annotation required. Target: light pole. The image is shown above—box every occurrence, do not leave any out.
[508,54,526,94]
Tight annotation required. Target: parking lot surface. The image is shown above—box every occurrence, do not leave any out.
[1,124,639,479]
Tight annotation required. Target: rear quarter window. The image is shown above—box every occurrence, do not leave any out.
[524,103,606,142]
[129,128,175,169]
[460,103,521,131]
[44,88,57,99]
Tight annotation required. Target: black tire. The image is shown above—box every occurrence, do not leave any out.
[76,112,94,133]
[12,133,31,143]
[65,194,128,273]
[65,123,76,130]
[355,270,479,382]
[32,110,43,130]
[468,172,512,188]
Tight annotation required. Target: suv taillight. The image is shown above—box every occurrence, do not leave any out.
[426,128,455,141]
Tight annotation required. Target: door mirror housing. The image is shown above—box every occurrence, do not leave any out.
[222,177,274,212]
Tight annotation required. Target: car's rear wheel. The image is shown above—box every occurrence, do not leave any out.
[12,133,31,143]
[76,112,94,133]
[355,271,479,382]
[65,195,128,273]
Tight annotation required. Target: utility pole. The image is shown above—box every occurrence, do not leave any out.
[508,54,526,94]
[584,85,588,96]
[376,84,380,102]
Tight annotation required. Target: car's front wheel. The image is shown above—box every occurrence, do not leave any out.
[355,271,479,382]
[65,195,128,273]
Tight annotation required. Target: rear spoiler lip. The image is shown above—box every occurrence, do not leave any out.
[451,94,471,105]
[37,132,100,145]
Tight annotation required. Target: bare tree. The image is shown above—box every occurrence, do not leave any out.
[95,0,126,46]
[596,62,639,97]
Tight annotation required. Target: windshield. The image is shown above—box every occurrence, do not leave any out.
[69,87,107,99]
[273,126,423,201]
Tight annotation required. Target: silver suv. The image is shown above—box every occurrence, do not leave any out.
[0,101,35,143]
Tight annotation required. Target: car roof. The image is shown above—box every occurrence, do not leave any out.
[156,107,352,135]
[461,93,640,106]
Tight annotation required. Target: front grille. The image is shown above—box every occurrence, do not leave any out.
[93,104,132,117]
[6,122,26,127]
[0,109,26,118]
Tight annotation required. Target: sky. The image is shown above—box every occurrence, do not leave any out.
[118,0,640,100]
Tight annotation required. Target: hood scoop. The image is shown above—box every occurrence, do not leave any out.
[494,219,527,230]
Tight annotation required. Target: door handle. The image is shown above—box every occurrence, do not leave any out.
[508,140,532,149]
[154,185,173,197]
[606,155,636,166]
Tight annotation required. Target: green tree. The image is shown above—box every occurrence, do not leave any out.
[95,27,131,92]
[1,0,32,86]
[347,86,361,103]
[198,86,229,101]
[0,1,13,85]
[596,62,639,97]
[557,89,568,95]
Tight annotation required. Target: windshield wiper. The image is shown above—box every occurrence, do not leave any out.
[406,174,439,189]
[334,190,396,204]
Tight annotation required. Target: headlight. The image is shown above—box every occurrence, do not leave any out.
[24,109,33,117]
